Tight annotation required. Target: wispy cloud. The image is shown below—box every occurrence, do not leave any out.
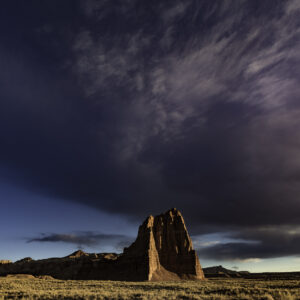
[73,0,300,144]
[235,258,262,263]
[285,0,300,14]
[53,2,300,235]
[27,232,132,249]
[198,241,221,247]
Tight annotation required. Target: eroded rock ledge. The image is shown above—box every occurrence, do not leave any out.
[0,208,204,281]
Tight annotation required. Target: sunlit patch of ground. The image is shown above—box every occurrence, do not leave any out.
[0,277,300,299]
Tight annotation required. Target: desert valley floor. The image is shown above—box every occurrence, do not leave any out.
[1,275,300,300]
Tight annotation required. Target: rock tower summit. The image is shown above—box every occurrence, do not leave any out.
[0,208,205,281]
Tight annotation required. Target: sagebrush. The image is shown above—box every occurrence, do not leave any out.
[0,277,300,299]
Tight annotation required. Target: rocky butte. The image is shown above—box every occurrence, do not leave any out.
[0,208,205,281]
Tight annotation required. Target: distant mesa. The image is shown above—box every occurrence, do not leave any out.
[203,265,250,278]
[0,260,11,265]
[66,250,89,259]
[6,274,36,279]
[0,208,204,281]
[202,266,300,280]
[15,257,33,264]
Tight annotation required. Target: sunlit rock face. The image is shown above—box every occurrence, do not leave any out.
[0,208,204,281]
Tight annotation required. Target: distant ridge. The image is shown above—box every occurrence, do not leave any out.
[203,265,249,278]
[203,266,300,280]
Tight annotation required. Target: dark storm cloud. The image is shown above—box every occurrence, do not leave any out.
[1,0,300,260]
[27,232,132,248]
[197,226,300,260]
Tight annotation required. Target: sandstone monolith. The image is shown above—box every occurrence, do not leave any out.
[122,208,204,280]
[0,208,204,281]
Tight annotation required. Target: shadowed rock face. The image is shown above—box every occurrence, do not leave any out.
[0,208,204,281]
[123,208,204,280]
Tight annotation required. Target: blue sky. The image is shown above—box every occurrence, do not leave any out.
[0,181,137,260]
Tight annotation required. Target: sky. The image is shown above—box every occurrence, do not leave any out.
[0,0,300,272]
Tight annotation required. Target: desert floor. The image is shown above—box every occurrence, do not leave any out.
[0,276,300,299]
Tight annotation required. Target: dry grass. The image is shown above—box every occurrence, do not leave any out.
[0,277,300,299]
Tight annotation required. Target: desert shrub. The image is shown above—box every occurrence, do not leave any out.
[0,277,300,299]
